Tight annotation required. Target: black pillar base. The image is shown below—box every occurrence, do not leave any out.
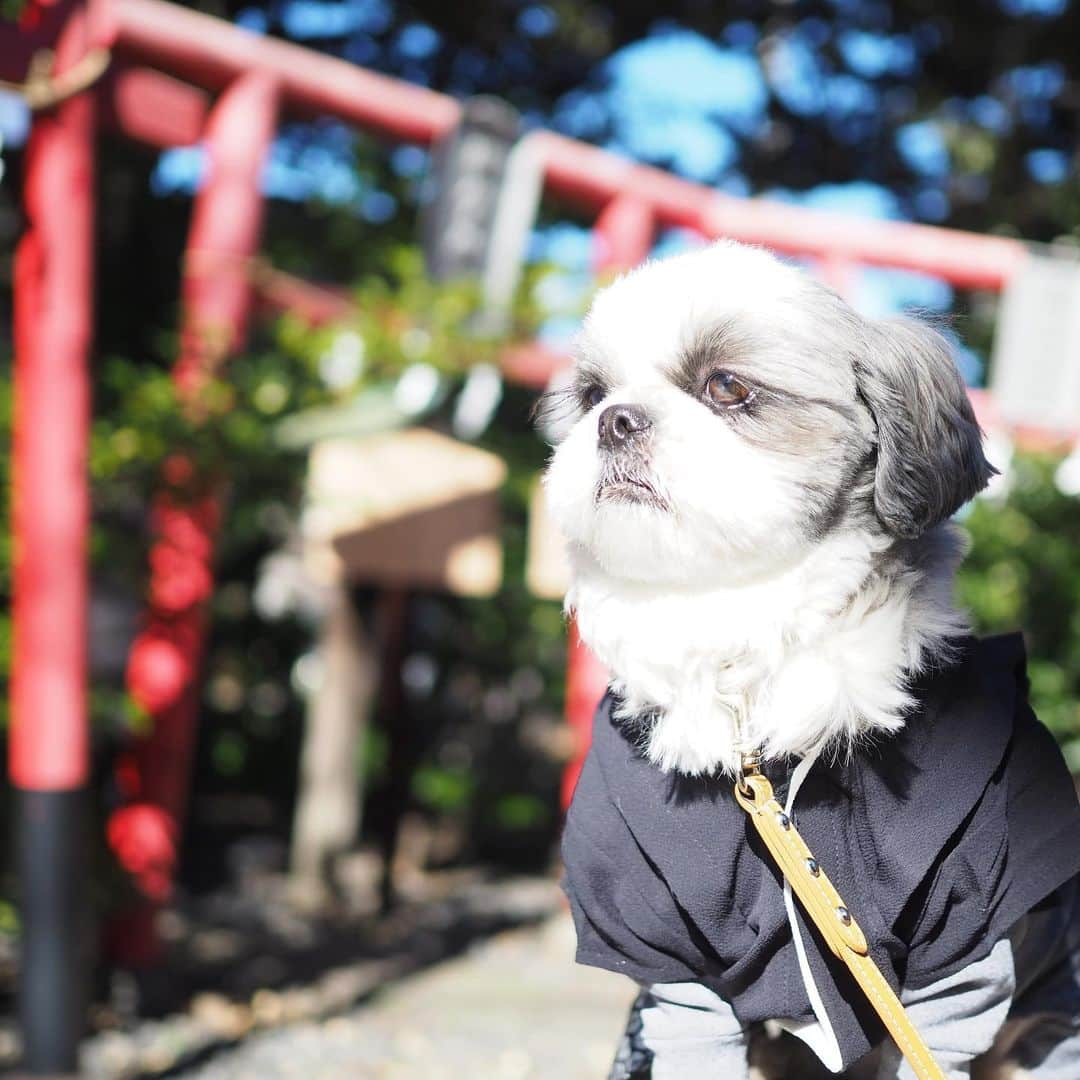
[15,787,87,1076]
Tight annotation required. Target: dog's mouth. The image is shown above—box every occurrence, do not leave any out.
[596,472,670,510]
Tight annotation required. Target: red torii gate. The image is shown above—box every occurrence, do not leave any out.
[4,0,1063,1070]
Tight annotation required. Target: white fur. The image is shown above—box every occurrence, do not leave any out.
[542,241,972,776]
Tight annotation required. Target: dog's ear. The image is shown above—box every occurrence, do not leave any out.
[855,317,996,540]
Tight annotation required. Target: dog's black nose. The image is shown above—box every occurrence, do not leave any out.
[598,404,652,451]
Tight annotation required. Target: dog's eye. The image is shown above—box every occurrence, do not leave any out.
[583,384,605,409]
[706,371,752,408]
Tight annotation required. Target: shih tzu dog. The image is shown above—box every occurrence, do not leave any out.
[540,241,1080,1080]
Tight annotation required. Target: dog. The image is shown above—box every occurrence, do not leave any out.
[539,241,1080,1079]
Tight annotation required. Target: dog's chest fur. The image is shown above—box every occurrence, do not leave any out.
[569,526,968,776]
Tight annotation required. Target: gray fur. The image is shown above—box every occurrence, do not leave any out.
[855,317,997,540]
[654,288,995,545]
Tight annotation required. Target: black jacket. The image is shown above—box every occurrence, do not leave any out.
[561,634,1080,1068]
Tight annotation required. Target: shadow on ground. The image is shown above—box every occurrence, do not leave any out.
[35,863,560,1079]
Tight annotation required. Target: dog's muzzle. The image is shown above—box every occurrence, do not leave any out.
[594,404,668,509]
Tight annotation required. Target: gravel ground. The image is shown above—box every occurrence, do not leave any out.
[182,912,634,1080]
[59,872,633,1080]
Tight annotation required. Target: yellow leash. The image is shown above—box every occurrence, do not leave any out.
[734,767,946,1080]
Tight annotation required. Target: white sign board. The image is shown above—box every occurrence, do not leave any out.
[525,479,570,601]
[991,251,1080,433]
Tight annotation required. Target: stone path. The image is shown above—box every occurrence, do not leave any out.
[184,911,634,1079]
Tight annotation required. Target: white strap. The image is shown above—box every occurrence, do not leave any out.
[777,748,845,1073]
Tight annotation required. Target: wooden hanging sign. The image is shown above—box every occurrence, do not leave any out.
[303,427,506,597]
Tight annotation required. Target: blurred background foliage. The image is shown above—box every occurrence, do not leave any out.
[958,456,1080,768]
[0,0,1079,907]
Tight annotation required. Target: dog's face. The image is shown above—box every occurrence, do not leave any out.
[540,242,994,588]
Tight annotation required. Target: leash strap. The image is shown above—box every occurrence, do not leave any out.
[733,772,945,1080]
